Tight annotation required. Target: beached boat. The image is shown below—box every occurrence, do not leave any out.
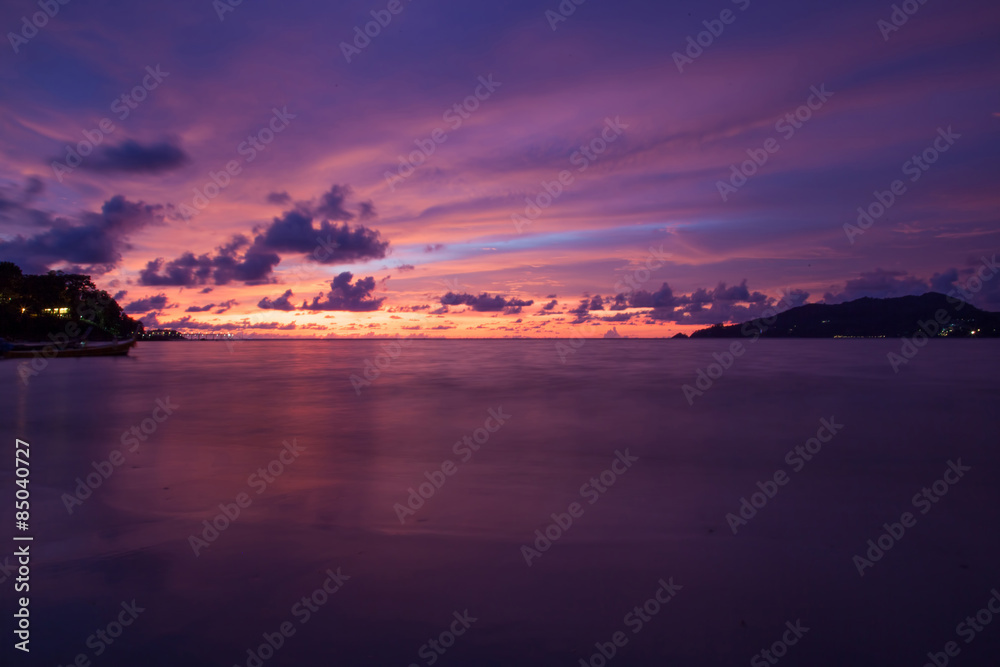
[0,337,136,359]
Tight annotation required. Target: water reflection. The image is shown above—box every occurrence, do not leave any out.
[2,340,998,665]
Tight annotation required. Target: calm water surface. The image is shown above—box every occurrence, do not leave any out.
[2,340,998,666]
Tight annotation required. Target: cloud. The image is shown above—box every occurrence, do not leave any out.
[358,200,376,220]
[184,299,237,314]
[258,289,297,311]
[246,321,297,330]
[266,191,291,205]
[137,184,386,287]
[304,272,384,311]
[612,280,769,324]
[562,280,800,325]
[249,185,389,264]
[23,176,44,199]
[138,312,162,328]
[643,281,776,324]
[503,301,533,314]
[567,294,611,321]
[958,264,1000,310]
[0,195,165,273]
[139,235,280,286]
[0,176,44,211]
[568,298,592,323]
[313,185,355,220]
[782,289,811,308]
[440,291,534,313]
[254,209,388,263]
[124,293,170,313]
[424,244,445,253]
[930,268,959,294]
[77,139,189,174]
[822,269,930,303]
[623,283,676,310]
[214,299,238,314]
[146,315,297,331]
[607,294,629,310]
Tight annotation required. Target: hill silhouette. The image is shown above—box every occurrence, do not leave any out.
[689,293,1000,338]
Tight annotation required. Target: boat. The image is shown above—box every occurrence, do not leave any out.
[0,337,136,359]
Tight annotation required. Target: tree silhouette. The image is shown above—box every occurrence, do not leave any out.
[0,263,139,341]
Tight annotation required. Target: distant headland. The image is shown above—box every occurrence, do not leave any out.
[687,293,999,339]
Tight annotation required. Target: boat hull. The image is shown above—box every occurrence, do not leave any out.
[2,338,136,359]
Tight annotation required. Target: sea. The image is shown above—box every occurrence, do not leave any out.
[2,339,998,666]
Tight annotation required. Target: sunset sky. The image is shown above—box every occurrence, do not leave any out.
[1,0,998,337]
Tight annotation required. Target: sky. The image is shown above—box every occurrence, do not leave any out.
[1,0,998,337]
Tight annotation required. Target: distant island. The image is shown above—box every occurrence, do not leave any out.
[689,293,999,338]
